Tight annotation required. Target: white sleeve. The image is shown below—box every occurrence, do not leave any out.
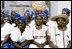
[48,27,56,45]
[10,28,20,42]
[24,26,33,40]
[5,24,12,34]
[69,29,71,41]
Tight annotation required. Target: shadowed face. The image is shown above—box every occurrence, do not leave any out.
[17,20,26,31]
[56,17,67,27]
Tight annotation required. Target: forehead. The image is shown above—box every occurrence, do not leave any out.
[43,16,46,18]
[36,16,42,19]
[56,17,65,21]
[4,17,8,19]
[43,16,48,19]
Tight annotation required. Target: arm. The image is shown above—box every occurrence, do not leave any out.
[1,34,10,46]
[48,35,58,48]
[46,35,58,48]
[49,41,58,48]
[46,29,58,48]
[20,40,31,47]
[32,40,43,48]
[12,41,22,48]
[40,35,50,48]
[67,40,71,48]
[67,29,71,48]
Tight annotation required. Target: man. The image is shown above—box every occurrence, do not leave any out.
[50,14,71,48]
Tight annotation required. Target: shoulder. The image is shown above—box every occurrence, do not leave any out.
[29,20,35,27]
[42,25,49,31]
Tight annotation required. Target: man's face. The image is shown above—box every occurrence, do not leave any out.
[56,17,67,27]
[3,17,9,23]
[17,21,26,30]
[35,16,43,26]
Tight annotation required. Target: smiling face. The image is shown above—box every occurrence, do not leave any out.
[17,20,26,30]
[35,16,43,26]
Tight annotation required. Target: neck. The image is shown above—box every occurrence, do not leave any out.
[58,26,67,31]
[1,22,6,27]
[20,28,24,34]
[43,23,46,25]
[36,25,42,30]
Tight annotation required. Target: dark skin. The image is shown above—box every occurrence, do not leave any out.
[1,34,10,47]
[56,17,67,31]
[56,17,71,48]
[67,41,71,48]
[3,17,10,23]
[1,17,10,46]
[12,21,24,48]
[18,16,43,48]
[62,11,71,47]
[24,13,32,25]
[31,16,51,48]
[32,26,58,48]
[32,16,43,48]
[32,16,58,48]
[48,41,58,48]
[17,21,26,33]
[11,20,23,48]
[19,40,31,48]
[35,16,43,26]
[1,16,4,24]
[45,30,58,48]
[12,41,22,48]
[17,21,32,48]
[12,20,31,48]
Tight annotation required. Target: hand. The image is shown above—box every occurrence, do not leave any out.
[18,46,22,48]
[38,45,43,48]
[54,45,58,48]
[50,45,58,48]
[41,44,45,48]
[37,44,44,48]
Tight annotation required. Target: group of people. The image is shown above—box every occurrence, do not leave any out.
[1,1,71,48]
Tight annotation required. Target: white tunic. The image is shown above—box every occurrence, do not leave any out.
[24,24,49,44]
[10,27,25,43]
[1,22,12,41]
[32,25,49,44]
[49,26,71,48]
